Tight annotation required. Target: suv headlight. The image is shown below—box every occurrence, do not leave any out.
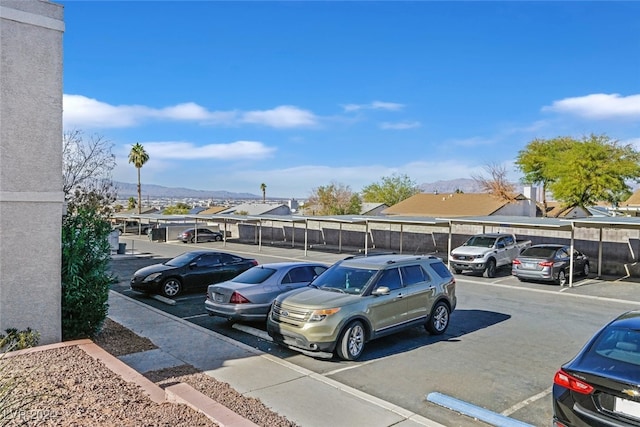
[143,272,162,282]
[309,308,340,322]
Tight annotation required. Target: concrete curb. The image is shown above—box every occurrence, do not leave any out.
[5,339,257,427]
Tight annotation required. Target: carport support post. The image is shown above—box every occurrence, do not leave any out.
[400,224,404,254]
[364,221,369,256]
[258,220,262,251]
[569,224,575,287]
[304,219,308,256]
[291,222,295,247]
[339,223,343,253]
[597,228,603,278]
[447,222,452,270]
[223,221,228,247]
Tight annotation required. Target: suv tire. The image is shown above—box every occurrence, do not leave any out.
[425,301,450,335]
[336,320,365,361]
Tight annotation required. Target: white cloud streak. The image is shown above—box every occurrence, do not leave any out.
[137,140,276,160]
[63,94,318,129]
[342,100,405,112]
[379,121,421,130]
[542,93,640,120]
[240,105,318,128]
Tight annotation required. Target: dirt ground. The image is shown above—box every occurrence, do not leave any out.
[2,318,298,427]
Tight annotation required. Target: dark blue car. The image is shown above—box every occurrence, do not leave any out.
[553,310,640,426]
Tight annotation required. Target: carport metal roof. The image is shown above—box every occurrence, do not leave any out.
[112,212,640,286]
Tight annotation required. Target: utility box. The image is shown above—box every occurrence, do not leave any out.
[117,242,126,254]
[149,227,166,242]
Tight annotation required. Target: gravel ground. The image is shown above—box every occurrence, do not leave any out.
[2,319,298,427]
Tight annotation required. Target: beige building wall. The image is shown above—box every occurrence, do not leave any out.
[0,0,64,344]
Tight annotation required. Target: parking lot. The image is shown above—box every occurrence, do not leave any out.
[109,236,640,426]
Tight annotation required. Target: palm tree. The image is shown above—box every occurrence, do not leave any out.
[260,183,267,203]
[128,143,149,214]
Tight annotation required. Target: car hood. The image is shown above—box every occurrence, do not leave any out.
[452,246,493,255]
[134,263,175,277]
[278,287,358,308]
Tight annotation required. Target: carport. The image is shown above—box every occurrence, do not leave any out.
[443,215,579,285]
[566,216,640,281]
[358,215,451,255]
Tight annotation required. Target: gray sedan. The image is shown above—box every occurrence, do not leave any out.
[205,262,328,322]
[512,244,589,285]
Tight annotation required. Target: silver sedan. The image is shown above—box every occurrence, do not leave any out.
[205,262,328,322]
[512,244,590,285]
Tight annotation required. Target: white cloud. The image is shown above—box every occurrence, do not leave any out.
[379,121,421,130]
[342,101,405,112]
[137,140,276,160]
[542,93,640,120]
[63,94,317,129]
[240,105,318,128]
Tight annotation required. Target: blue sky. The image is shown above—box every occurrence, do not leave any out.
[59,1,640,199]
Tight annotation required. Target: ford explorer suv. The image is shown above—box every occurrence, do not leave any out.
[267,254,456,361]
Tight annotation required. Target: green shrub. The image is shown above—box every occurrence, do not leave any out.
[61,201,113,340]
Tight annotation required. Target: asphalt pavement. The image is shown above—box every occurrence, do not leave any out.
[108,235,640,427]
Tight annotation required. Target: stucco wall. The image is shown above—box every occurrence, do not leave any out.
[0,0,64,344]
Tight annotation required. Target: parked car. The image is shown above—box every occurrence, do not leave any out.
[178,228,223,243]
[267,254,456,361]
[205,262,329,322]
[553,310,640,426]
[450,233,532,277]
[130,250,258,298]
[512,244,589,286]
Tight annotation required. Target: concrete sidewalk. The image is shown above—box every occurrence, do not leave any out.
[107,290,445,427]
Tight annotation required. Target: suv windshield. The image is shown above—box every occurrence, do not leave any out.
[311,265,376,295]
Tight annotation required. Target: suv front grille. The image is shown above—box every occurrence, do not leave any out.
[271,301,309,327]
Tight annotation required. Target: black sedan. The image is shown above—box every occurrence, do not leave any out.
[553,310,640,426]
[512,244,589,286]
[178,228,224,243]
[130,250,258,298]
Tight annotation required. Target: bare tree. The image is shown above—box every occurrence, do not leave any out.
[472,163,517,202]
[62,129,116,201]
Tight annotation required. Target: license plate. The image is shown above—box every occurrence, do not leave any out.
[524,263,535,269]
[214,293,224,303]
[615,397,640,419]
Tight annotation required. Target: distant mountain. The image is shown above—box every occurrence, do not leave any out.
[113,181,260,200]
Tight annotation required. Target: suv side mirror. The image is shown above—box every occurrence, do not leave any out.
[372,286,390,296]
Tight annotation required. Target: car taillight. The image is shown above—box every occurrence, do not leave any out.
[512,259,521,265]
[539,261,554,267]
[251,260,258,266]
[554,369,594,394]
[230,292,250,304]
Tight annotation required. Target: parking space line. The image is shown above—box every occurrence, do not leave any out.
[500,387,551,416]
[455,277,640,305]
[231,323,272,342]
[182,314,210,320]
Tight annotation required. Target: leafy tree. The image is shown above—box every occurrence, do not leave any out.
[163,203,191,215]
[546,134,640,208]
[307,182,361,215]
[260,183,267,203]
[127,196,137,210]
[515,136,574,215]
[361,173,420,206]
[61,188,114,340]
[128,143,149,214]
[472,163,517,202]
[62,130,116,340]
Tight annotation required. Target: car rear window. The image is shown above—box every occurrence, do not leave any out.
[430,262,453,279]
[231,267,276,284]
[593,327,640,366]
[521,247,557,258]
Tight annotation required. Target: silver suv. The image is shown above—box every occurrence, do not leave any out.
[267,254,456,360]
